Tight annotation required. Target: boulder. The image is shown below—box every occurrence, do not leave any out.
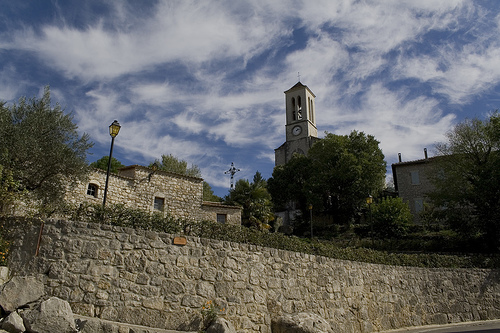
[0,276,45,313]
[1,311,25,333]
[271,312,333,333]
[206,317,236,333]
[21,297,76,333]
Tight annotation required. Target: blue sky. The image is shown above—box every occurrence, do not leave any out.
[1,1,500,197]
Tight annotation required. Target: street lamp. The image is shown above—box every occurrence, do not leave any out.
[102,120,121,209]
[366,195,373,241]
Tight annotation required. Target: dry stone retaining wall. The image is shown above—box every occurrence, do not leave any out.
[6,218,500,332]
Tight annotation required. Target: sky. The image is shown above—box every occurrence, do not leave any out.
[1,0,500,198]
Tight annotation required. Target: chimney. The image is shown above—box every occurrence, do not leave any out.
[424,148,428,159]
[398,153,402,163]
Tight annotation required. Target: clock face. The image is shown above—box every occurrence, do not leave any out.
[292,125,302,136]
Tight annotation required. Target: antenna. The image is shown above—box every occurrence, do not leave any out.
[224,162,240,190]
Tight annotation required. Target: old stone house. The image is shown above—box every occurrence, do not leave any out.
[391,150,436,222]
[65,165,241,225]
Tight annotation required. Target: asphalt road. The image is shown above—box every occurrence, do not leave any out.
[381,320,500,333]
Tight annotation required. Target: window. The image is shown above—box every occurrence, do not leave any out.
[297,96,302,119]
[308,97,312,120]
[291,98,296,120]
[154,197,165,211]
[217,214,227,224]
[87,184,98,198]
[410,171,420,185]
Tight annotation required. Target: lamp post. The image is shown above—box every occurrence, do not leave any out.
[102,120,121,209]
[366,195,373,241]
[308,204,313,239]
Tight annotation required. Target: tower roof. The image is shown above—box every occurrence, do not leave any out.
[284,81,316,97]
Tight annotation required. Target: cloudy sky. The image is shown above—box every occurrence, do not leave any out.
[1,0,500,197]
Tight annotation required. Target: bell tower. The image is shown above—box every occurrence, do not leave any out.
[284,82,318,141]
[275,82,319,166]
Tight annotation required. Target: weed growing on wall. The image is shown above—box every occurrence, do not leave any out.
[0,238,8,266]
[199,300,225,332]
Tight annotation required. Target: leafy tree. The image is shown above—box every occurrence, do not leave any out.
[428,112,500,252]
[90,156,125,174]
[0,87,92,213]
[371,197,412,239]
[224,171,274,230]
[203,182,222,202]
[0,165,25,216]
[152,154,201,178]
[150,154,219,201]
[267,154,313,211]
[268,131,386,229]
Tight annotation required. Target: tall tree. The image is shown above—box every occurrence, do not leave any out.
[307,131,386,224]
[268,131,386,227]
[0,87,93,213]
[428,112,500,251]
[90,156,125,174]
[224,171,274,229]
[267,154,313,211]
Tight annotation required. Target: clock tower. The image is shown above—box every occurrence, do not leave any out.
[275,82,319,166]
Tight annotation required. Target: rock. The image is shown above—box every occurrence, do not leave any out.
[0,267,9,285]
[21,297,77,333]
[271,312,333,333]
[1,311,25,333]
[0,276,45,313]
[206,317,236,333]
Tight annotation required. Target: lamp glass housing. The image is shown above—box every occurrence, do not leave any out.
[366,195,373,205]
[109,120,121,138]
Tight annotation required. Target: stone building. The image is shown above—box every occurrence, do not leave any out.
[391,150,437,222]
[274,82,321,226]
[275,81,320,166]
[65,165,241,225]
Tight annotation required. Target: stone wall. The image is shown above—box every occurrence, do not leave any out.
[7,218,500,333]
[65,165,241,225]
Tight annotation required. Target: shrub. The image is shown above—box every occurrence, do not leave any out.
[371,197,412,239]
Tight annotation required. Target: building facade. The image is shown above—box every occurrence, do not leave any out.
[275,82,320,166]
[391,151,436,222]
[65,165,241,225]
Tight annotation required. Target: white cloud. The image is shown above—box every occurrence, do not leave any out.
[322,83,456,162]
[2,0,500,196]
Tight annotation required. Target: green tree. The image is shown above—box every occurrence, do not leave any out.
[152,154,201,178]
[269,131,386,229]
[224,171,274,230]
[428,112,500,252]
[0,87,93,214]
[0,165,25,216]
[267,154,313,211]
[150,154,220,201]
[371,197,412,239]
[203,182,222,202]
[90,156,125,174]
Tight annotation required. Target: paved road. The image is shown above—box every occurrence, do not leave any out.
[381,320,500,333]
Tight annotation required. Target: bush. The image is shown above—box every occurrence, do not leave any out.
[371,197,412,239]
